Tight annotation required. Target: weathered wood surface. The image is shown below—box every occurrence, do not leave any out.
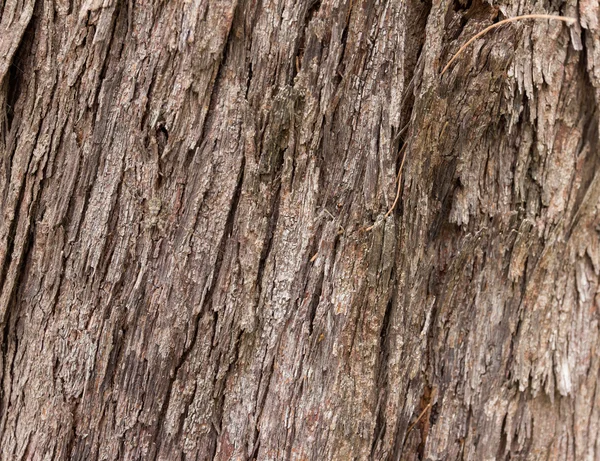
[1,0,600,459]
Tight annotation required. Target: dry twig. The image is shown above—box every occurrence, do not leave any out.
[441,14,576,75]
[365,141,409,232]
[406,402,432,435]
[366,15,575,233]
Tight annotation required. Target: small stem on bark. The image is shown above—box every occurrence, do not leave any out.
[441,14,576,75]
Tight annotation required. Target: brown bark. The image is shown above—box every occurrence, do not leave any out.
[1,0,599,459]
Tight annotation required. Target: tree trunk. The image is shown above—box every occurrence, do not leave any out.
[1,0,599,459]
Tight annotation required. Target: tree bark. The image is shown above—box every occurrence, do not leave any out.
[1,0,599,459]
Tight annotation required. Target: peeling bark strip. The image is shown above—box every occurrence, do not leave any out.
[0,0,599,459]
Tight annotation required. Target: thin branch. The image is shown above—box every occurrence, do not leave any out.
[392,121,411,145]
[365,141,409,232]
[441,14,576,75]
[365,15,575,233]
[406,402,432,435]
[384,142,408,220]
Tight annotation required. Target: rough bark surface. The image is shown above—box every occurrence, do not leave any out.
[1,0,600,459]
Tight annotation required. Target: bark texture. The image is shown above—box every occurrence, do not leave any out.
[1,0,600,459]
